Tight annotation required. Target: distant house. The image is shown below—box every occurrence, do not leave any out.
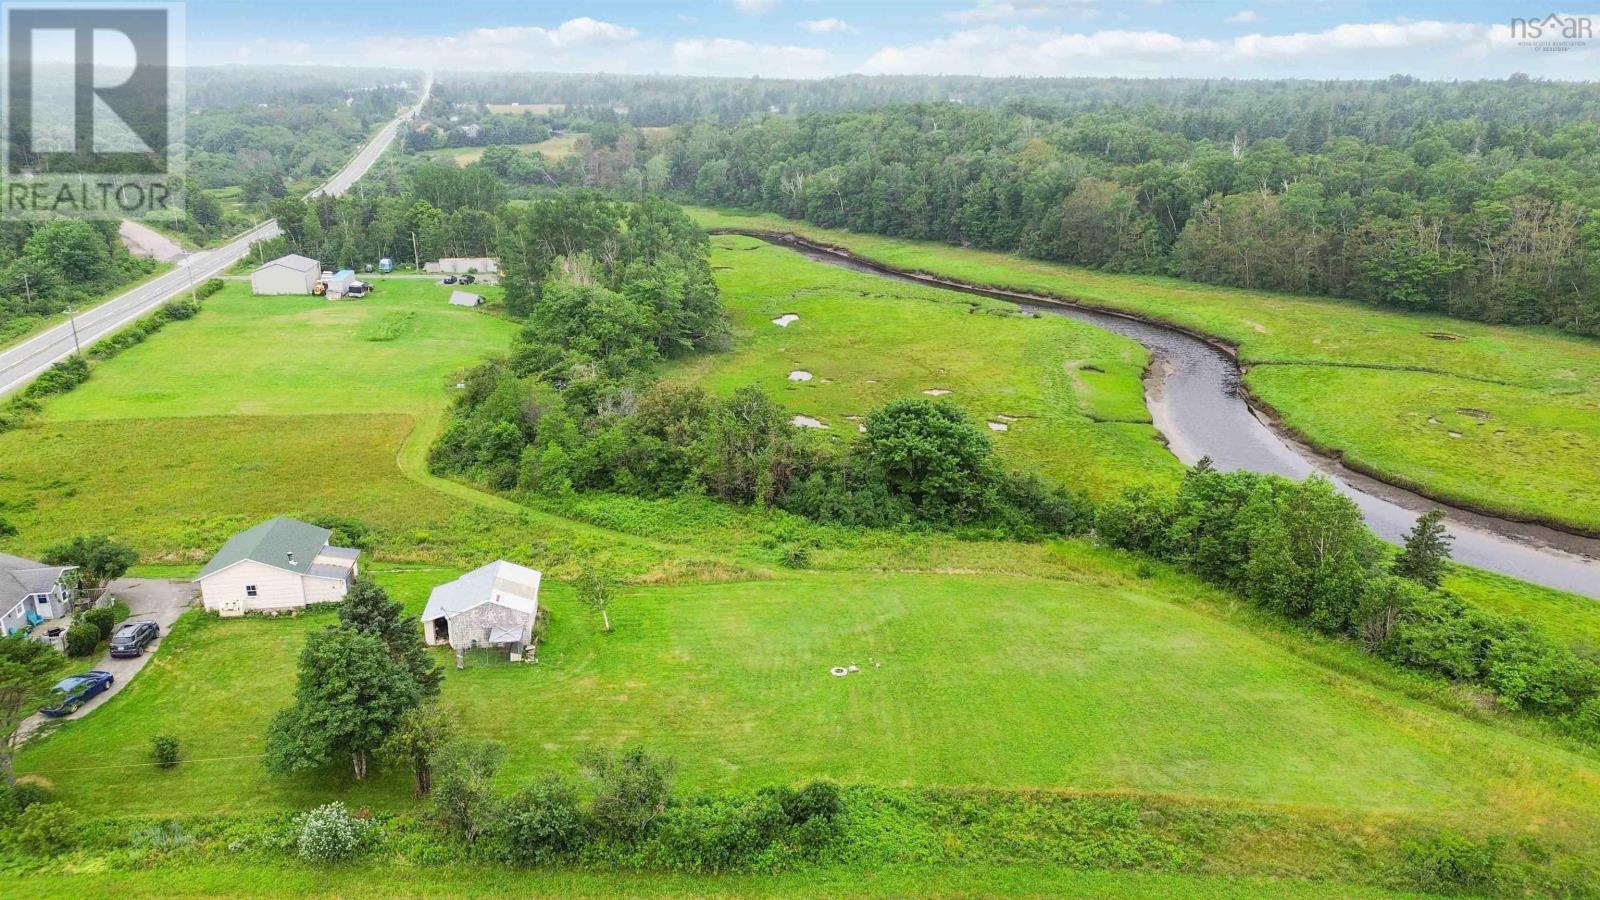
[194,517,359,617]
[425,257,500,275]
[421,561,541,664]
[448,290,483,307]
[0,553,76,636]
[251,254,320,295]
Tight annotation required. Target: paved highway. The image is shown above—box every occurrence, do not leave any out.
[0,76,430,399]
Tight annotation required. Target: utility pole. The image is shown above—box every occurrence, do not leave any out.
[66,305,81,357]
[21,273,33,305]
[411,231,420,271]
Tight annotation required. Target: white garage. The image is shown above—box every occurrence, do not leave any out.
[251,254,320,295]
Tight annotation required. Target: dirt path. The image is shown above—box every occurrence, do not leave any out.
[118,220,186,263]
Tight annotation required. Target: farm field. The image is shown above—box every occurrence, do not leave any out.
[21,569,1600,850]
[688,208,1600,535]
[669,234,1180,499]
[442,133,585,165]
[0,277,722,579]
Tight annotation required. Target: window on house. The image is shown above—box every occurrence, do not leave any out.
[245,585,258,597]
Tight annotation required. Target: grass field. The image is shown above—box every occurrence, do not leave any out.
[9,861,1407,898]
[688,208,1600,535]
[668,235,1179,498]
[440,133,585,165]
[21,569,1600,830]
[0,277,731,579]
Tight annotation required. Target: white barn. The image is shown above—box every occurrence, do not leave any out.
[421,561,541,664]
[251,254,320,295]
[194,517,359,616]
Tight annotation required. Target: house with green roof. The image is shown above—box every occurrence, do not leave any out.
[194,517,359,617]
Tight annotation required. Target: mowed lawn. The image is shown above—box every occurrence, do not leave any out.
[19,569,1600,860]
[0,278,705,575]
[42,277,516,422]
[689,208,1600,534]
[668,235,1180,499]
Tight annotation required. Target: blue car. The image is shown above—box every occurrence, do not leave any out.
[40,671,114,717]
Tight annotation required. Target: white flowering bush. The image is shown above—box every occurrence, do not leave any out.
[294,802,371,862]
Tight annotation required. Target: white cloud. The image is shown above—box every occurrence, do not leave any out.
[671,37,833,76]
[732,0,781,15]
[801,18,853,34]
[863,18,1599,79]
[946,0,1099,24]
[1226,10,1262,24]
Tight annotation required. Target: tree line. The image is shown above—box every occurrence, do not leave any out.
[437,71,1600,138]
[644,102,1600,334]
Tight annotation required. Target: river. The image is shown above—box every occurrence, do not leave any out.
[727,231,1600,599]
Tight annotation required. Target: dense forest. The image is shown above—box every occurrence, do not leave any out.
[436,71,1600,137]
[429,73,1600,334]
[648,101,1600,333]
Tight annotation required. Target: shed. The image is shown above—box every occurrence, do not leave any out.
[325,269,357,299]
[421,561,541,663]
[251,254,320,295]
[449,290,483,307]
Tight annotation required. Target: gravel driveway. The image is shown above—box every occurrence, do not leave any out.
[18,578,194,741]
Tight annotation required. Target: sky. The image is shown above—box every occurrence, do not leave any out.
[179,1,1599,80]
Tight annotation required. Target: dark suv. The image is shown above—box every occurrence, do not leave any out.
[108,620,160,658]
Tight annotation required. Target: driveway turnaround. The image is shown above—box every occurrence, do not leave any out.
[18,578,194,741]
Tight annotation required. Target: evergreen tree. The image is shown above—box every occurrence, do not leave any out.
[1393,509,1453,589]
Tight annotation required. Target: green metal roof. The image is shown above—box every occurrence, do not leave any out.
[195,517,333,581]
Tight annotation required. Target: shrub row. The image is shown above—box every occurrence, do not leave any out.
[1097,463,1600,739]
[0,279,220,434]
[88,281,218,360]
[1,782,1583,896]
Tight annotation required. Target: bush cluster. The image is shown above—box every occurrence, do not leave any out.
[64,621,102,657]
[294,802,370,862]
[1097,462,1600,735]
[150,735,181,770]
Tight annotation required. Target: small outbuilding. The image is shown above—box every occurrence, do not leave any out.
[324,269,358,299]
[449,290,483,307]
[251,254,320,295]
[421,561,541,665]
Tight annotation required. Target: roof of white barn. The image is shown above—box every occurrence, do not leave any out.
[421,560,541,623]
[261,254,319,273]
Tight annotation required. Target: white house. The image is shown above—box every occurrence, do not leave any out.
[194,517,359,617]
[0,553,76,636]
[251,254,321,295]
[425,257,500,275]
[448,290,483,307]
[421,561,541,663]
